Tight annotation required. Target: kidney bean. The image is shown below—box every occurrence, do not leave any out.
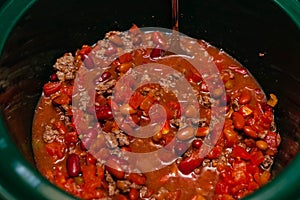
[95,105,113,120]
[129,188,139,200]
[256,140,268,150]
[175,142,188,155]
[67,153,81,177]
[223,128,239,145]
[177,126,195,141]
[109,34,124,46]
[232,112,245,130]
[196,127,209,137]
[192,139,203,149]
[184,104,198,118]
[243,126,258,138]
[128,173,146,185]
[238,90,252,105]
[43,82,62,97]
[83,55,94,69]
[150,48,165,59]
[86,153,97,165]
[152,131,163,143]
[105,159,125,179]
[178,155,203,175]
[100,71,111,82]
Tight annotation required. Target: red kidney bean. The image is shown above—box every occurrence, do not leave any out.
[177,126,195,141]
[105,159,125,179]
[150,48,165,59]
[67,153,81,177]
[65,131,78,145]
[192,139,203,149]
[128,173,146,185]
[83,54,94,69]
[232,112,245,130]
[196,127,209,137]
[243,126,258,138]
[95,105,113,120]
[43,82,62,97]
[239,90,252,105]
[100,71,111,82]
[175,142,188,155]
[109,34,124,46]
[178,155,203,175]
[86,153,97,165]
[129,188,139,200]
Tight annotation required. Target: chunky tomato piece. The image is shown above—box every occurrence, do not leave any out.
[250,150,264,166]
[232,146,250,160]
[43,82,62,97]
[119,53,133,64]
[45,142,66,159]
[129,91,145,109]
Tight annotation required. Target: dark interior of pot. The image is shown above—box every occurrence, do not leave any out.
[0,0,299,199]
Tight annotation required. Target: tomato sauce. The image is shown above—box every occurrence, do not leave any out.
[32,25,280,200]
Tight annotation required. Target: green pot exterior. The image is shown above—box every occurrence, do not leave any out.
[0,0,299,199]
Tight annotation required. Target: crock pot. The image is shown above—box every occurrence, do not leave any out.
[0,0,299,199]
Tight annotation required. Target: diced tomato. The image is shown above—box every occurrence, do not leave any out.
[45,142,66,159]
[206,145,223,159]
[60,85,73,97]
[238,105,253,118]
[118,53,132,64]
[78,45,92,57]
[140,94,155,112]
[43,82,62,97]
[250,150,264,166]
[232,146,250,160]
[65,131,78,144]
[53,120,67,134]
[216,181,230,194]
[129,91,145,109]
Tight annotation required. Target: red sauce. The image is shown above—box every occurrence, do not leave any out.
[32,25,280,200]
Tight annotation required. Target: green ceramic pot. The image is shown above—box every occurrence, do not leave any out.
[0,0,299,199]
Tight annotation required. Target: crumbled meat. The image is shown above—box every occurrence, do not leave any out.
[53,53,77,81]
[96,79,116,95]
[105,132,119,149]
[115,132,130,146]
[140,186,149,198]
[116,180,131,192]
[199,95,212,108]
[261,155,274,171]
[43,125,59,143]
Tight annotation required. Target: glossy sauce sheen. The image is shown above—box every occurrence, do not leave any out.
[32,26,280,200]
